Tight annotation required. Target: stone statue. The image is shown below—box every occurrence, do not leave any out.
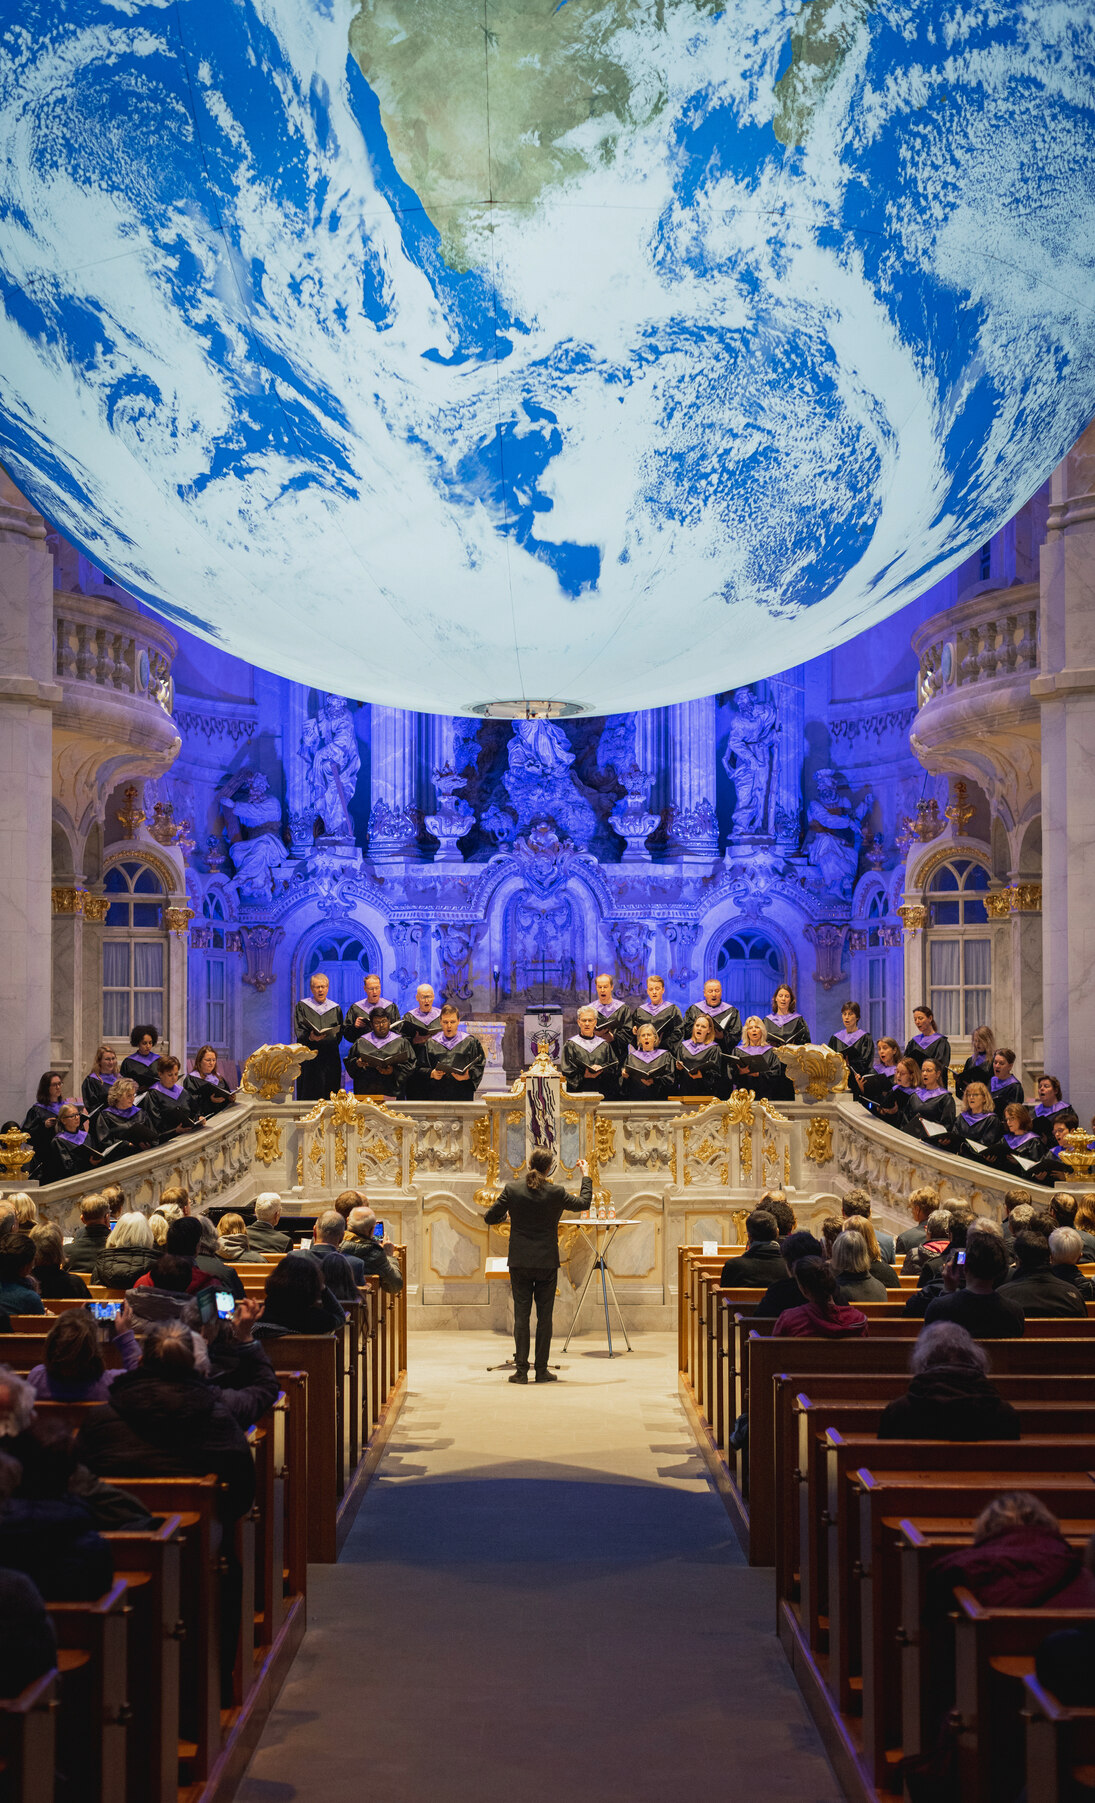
[301,694,360,839]
[219,772,285,900]
[508,717,575,778]
[806,767,872,897]
[501,717,596,846]
[723,686,777,835]
[610,921,653,997]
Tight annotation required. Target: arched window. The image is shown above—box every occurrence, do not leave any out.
[925,858,992,1037]
[865,891,888,1040]
[715,929,783,1021]
[192,893,229,1049]
[306,931,377,1012]
[102,861,166,1038]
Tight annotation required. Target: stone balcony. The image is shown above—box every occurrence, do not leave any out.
[910,582,1041,829]
[52,591,181,842]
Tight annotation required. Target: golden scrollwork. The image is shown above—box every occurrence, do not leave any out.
[562,1109,578,1126]
[1060,1128,1095,1181]
[253,1116,283,1168]
[470,1115,491,1164]
[51,886,86,914]
[334,1124,346,1182]
[329,1089,360,1127]
[308,1130,325,1177]
[762,1131,780,1187]
[83,895,110,922]
[804,1115,833,1164]
[725,1088,755,1127]
[784,1146,791,1185]
[898,903,928,936]
[731,1208,749,1245]
[506,1109,523,1126]
[295,1147,303,1186]
[0,1126,34,1179]
[739,1126,753,1178]
[987,881,1043,916]
[358,1132,397,1167]
[474,1111,502,1210]
[594,1117,616,1164]
[241,1043,317,1102]
[162,905,196,936]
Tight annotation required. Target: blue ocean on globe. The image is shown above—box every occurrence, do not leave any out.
[0,1,1092,713]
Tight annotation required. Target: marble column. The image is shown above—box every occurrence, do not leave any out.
[772,667,805,849]
[0,473,60,1118]
[368,705,420,860]
[1031,422,1095,1099]
[285,682,313,856]
[665,696,719,861]
[635,707,668,814]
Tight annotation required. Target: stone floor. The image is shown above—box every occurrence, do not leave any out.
[237,1330,842,1803]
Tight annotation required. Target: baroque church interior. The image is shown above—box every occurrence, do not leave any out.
[0,7,1093,1803]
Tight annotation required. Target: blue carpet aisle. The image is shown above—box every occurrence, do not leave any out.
[237,1332,841,1803]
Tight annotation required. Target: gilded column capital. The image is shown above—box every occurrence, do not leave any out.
[897,903,928,936]
[52,885,86,915]
[163,905,196,936]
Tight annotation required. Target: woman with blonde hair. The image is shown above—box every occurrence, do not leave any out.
[949,1078,1004,1160]
[842,1216,901,1288]
[729,1016,783,1100]
[82,1043,120,1116]
[8,1194,37,1228]
[216,1213,250,1263]
[89,1077,155,1161]
[147,1212,168,1246]
[93,1212,156,1290]
[955,1025,996,1100]
[830,1229,887,1302]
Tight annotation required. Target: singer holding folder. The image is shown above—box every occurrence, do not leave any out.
[484,1149,592,1384]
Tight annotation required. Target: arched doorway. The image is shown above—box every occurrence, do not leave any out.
[714,929,784,1022]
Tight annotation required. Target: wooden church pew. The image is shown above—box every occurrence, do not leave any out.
[1023,1671,1095,1803]
[0,1669,56,1803]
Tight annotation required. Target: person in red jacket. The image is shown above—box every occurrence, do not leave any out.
[771,1257,869,1337]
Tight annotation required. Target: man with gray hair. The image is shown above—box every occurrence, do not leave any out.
[841,1188,894,1264]
[342,1207,404,1294]
[306,1210,364,1301]
[1049,1227,1094,1300]
[247,1193,292,1256]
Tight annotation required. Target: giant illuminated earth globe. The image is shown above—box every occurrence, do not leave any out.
[0,2,1093,715]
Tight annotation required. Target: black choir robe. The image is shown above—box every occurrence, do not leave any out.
[422,1030,486,1100]
[904,1032,951,1077]
[954,1055,992,1101]
[989,1075,1025,1120]
[950,1109,1004,1162]
[294,1000,345,1100]
[343,998,401,1044]
[902,1086,957,1144]
[146,1081,200,1142]
[20,1102,61,1175]
[682,1001,741,1052]
[89,1102,157,1162]
[120,1050,161,1094]
[591,1000,633,1065]
[673,1041,727,1099]
[399,1006,444,1097]
[42,1130,95,1185]
[1032,1102,1072,1145]
[828,1028,876,1079]
[1029,1143,1086,1187]
[764,1012,811,1048]
[727,1045,784,1100]
[81,1072,115,1116]
[854,1063,898,1112]
[346,1031,415,1097]
[866,1081,915,1128]
[560,1034,618,1095]
[982,1130,1052,1178]
[630,1000,684,1053]
[183,1071,235,1115]
[619,1047,674,1101]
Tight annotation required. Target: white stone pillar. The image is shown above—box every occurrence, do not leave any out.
[666,696,719,860]
[635,707,667,814]
[1031,422,1095,1099]
[368,705,420,859]
[0,472,60,1117]
[771,667,805,849]
[285,682,313,856]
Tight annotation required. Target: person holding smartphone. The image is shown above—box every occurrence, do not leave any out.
[483,1151,592,1383]
[27,1303,140,1400]
[341,1206,403,1294]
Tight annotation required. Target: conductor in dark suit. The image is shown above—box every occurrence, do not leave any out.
[484,1148,593,1383]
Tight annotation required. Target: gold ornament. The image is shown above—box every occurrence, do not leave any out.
[240,1043,316,1101]
[725,1088,755,1127]
[898,903,929,936]
[253,1116,283,1167]
[804,1116,834,1164]
[470,1115,491,1164]
[0,1127,34,1179]
[163,905,195,936]
[115,784,145,839]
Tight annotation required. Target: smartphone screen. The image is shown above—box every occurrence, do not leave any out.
[215,1290,236,1320]
[955,1250,966,1265]
[88,1300,121,1322]
[195,1285,218,1325]
[373,1220,384,1241]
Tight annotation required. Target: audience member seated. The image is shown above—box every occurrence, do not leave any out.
[1000,1187,1035,1244]
[771,1257,869,1338]
[878,1322,1022,1439]
[341,1207,405,1293]
[0,1198,16,1239]
[29,1222,90,1299]
[842,1216,901,1288]
[9,1195,37,1230]
[247,1192,292,1255]
[916,1232,1026,1338]
[0,1234,45,1315]
[126,1255,207,1338]
[132,1219,235,1299]
[193,1216,246,1299]
[0,1551,56,1699]
[184,1043,236,1116]
[1056,1191,1095,1257]
[719,1210,787,1288]
[754,1231,824,1318]
[157,1185,191,1217]
[0,1435,113,1603]
[147,1210,168,1247]
[1035,1553,1095,1705]
[92,1211,156,1290]
[830,1228,888,1302]
[841,1189,894,1262]
[931,1490,1095,1613]
[119,1023,161,1094]
[914,1203,973,1286]
[306,1211,364,1301]
[41,1102,95,1183]
[27,1305,140,1401]
[199,1299,280,1429]
[1047,1226,1094,1299]
[254,1253,346,1338]
[216,1212,251,1263]
[64,1192,112,1273]
[896,1186,937,1257]
[1000,1229,1088,1317]
[758,1192,796,1239]
[332,1189,360,1222]
[88,1077,156,1162]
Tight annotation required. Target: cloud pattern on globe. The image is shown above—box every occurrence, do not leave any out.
[0,1,1093,714]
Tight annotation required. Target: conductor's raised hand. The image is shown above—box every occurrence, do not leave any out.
[577,1158,589,1176]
